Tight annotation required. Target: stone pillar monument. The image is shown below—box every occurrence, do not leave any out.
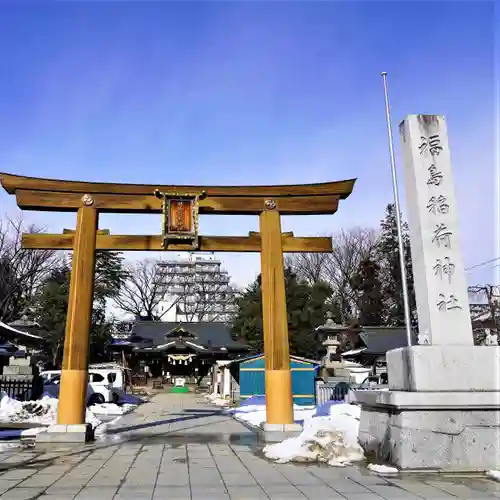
[356,115,500,471]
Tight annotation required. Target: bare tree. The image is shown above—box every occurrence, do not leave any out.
[112,259,177,321]
[323,228,379,322]
[468,284,500,344]
[285,228,380,323]
[285,252,330,285]
[175,272,238,323]
[0,216,60,322]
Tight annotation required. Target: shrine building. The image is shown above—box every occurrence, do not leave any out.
[108,321,249,381]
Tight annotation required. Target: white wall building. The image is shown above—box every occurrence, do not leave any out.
[155,252,238,323]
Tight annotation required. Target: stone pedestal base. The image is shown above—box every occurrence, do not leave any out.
[353,346,500,471]
[355,345,500,471]
[259,422,303,443]
[356,390,500,471]
[35,424,94,444]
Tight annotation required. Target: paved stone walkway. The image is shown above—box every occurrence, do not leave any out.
[0,393,499,499]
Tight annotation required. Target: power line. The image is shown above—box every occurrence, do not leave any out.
[466,257,500,272]
[468,263,500,276]
[467,264,500,275]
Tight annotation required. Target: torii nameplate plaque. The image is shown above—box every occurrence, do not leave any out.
[154,189,205,250]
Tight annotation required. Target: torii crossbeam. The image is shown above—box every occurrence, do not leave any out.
[0,172,355,438]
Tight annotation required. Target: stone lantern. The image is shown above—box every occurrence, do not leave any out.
[315,311,348,377]
[5,313,43,376]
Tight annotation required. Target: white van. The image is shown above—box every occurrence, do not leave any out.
[41,368,124,404]
[89,364,126,398]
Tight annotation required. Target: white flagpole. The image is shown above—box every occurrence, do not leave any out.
[381,72,413,347]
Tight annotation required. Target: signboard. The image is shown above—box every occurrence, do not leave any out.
[399,115,473,346]
[175,377,186,387]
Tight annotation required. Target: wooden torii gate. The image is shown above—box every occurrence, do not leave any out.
[0,172,355,429]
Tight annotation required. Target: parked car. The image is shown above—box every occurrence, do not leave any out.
[39,370,61,383]
[346,373,389,404]
[88,364,127,397]
[357,373,388,390]
[100,369,125,402]
[41,370,121,405]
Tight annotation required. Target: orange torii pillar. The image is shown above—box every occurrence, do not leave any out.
[43,197,98,442]
[259,201,299,438]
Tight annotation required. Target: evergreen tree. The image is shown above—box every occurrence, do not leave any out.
[232,278,263,353]
[285,270,332,359]
[35,265,71,366]
[232,268,331,359]
[377,204,417,327]
[88,251,127,307]
[35,252,126,366]
[351,256,384,326]
[89,306,114,363]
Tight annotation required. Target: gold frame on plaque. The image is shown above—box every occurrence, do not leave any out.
[154,189,202,250]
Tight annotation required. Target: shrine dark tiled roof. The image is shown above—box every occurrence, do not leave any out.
[130,321,248,351]
[359,326,417,355]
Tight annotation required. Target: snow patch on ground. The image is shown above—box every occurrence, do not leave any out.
[0,441,19,452]
[94,416,123,436]
[89,403,137,416]
[487,470,500,482]
[367,464,399,475]
[262,404,364,467]
[0,391,136,430]
[231,403,316,427]
[205,393,230,407]
[207,394,367,468]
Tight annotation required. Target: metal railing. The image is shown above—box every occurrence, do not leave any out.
[315,381,350,405]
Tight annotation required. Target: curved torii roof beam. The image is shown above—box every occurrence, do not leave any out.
[0,172,355,215]
[0,172,356,252]
[0,172,355,197]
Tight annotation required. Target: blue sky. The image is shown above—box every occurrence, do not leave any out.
[0,1,496,288]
